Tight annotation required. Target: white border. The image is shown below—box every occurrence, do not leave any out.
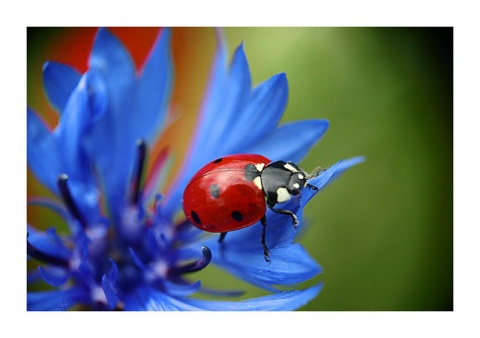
[2,0,480,337]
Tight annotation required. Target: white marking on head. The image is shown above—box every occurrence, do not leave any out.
[253,176,262,190]
[255,163,265,172]
[293,183,300,189]
[276,187,291,203]
[284,163,298,173]
[297,173,304,180]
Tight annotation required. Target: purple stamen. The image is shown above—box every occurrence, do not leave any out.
[131,139,147,205]
[57,174,87,229]
[170,246,212,275]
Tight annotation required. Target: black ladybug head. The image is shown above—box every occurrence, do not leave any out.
[260,161,308,205]
[287,171,307,195]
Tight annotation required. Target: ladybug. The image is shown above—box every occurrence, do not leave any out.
[182,154,318,262]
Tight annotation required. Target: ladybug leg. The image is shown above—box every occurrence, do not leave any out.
[267,202,299,228]
[218,232,227,260]
[260,216,270,262]
[218,232,227,243]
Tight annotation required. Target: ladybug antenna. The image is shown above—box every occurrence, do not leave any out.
[307,166,326,179]
[131,139,147,205]
[306,166,328,191]
[170,246,212,275]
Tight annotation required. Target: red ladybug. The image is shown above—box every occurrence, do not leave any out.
[182,154,318,262]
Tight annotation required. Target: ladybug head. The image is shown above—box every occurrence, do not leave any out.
[286,170,307,195]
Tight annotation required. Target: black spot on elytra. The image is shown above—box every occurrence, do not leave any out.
[209,184,220,199]
[231,210,243,222]
[244,164,260,181]
[191,210,202,225]
[213,158,223,164]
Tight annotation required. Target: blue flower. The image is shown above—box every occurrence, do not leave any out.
[27,28,363,311]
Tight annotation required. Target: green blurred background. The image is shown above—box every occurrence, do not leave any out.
[27,27,453,310]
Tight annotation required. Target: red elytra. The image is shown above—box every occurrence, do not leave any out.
[182,154,270,233]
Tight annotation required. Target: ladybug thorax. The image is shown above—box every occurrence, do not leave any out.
[260,161,308,204]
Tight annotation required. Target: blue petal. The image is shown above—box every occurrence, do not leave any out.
[38,266,69,287]
[193,43,252,157]
[207,238,321,289]
[88,27,136,148]
[27,108,62,194]
[301,160,342,206]
[301,157,365,207]
[217,72,288,153]
[163,280,202,297]
[102,274,119,310]
[135,28,173,143]
[27,228,71,262]
[106,258,119,284]
[88,28,135,106]
[193,206,320,291]
[42,61,81,113]
[181,283,323,310]
[328,156,365,182]
[248,119,330,163]
[54,70,107,177]
[27,287,88,311]
[128,247,148,271]
[123,287,189,310]
[123,283,321,310]
[240,72,288,143]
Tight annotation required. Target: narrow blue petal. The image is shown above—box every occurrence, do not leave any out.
[38,266,69,287]
[27,228,71,261]
[219,72,288,153]
[88,28,135,148]
[27,287,88,311]
[123,287,191,310]
[86,29,137,215]
[78,260,95,286]
[193,43,252,156]
[128,247,148,271]
[42,61,81,113]
[242,72,288,141]
[54,70,107,176]
[106,258,119,284]
[88,28,135,101]
[135,28,173,143]
[27,108,62,194]
[248,119,330,163]
[102,274,119,310]
[181,283,323,310]
[124,283,321,311]
[163,280,201,297]
[328,156,365,182]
